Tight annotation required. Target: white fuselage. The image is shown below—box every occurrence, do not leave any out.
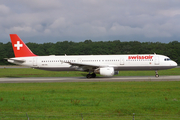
[8,54,177,72]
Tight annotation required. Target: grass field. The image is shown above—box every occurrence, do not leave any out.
[0,68,180,119]
[0,82,180,120]
[0,67,180,78]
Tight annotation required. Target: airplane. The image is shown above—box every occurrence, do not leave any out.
[7,34,177,78]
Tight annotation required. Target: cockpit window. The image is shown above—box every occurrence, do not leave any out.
[164,58,171,61]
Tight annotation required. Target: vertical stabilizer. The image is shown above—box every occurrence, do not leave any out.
[10,34,37,57]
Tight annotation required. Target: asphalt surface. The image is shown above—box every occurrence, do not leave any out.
[0,66,30,68]
[0,76,180,83]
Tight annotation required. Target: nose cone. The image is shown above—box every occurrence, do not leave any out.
[172,61,178,67]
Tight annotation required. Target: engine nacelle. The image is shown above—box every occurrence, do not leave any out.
[99,67,115,76]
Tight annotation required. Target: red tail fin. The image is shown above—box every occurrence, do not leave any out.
[10,34,37,57]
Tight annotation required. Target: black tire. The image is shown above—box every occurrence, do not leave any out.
[155,74,159,78]
[86,74,91,78]
[91,73,96,78]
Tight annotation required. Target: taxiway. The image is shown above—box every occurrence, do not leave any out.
[0,76,180,83]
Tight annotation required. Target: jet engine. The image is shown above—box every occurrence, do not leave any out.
[99,67,115,76]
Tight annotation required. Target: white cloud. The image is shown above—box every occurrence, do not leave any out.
[143,24,172,38]
[158,9,180,17]
[7,26,36,33]
[0,4,10,15]
[17,0,62,10]
[49,17,68,29]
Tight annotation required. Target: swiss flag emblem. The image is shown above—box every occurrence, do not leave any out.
[14,41,23,50]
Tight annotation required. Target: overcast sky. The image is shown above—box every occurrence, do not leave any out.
[1,0,180,43]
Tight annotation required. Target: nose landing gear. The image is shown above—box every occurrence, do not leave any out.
[155,70,159,78]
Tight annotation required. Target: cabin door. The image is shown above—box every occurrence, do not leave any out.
[77,58,82,63]
[120,58,124,65]
[155,56,159,65]
[33,57,37,66]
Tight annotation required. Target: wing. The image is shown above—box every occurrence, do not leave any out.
[63,61,114,72]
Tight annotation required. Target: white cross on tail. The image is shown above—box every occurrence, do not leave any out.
[14,41,23,50]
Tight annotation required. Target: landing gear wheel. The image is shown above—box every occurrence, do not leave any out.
[86,74,91,78]
[91,73,96,78]
[86,73,96,78]
[155,74,159,78]
[155,70,159,78]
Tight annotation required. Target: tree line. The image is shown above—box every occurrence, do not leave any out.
[0,40,180,65]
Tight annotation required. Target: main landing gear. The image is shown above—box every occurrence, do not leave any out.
[155,70,159,78]
[86,73,96,78]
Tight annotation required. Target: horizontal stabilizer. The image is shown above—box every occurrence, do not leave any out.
[7,58,25,64]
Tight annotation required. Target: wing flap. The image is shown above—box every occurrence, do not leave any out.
[68,62,102,67]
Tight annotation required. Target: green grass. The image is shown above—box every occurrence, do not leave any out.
[0,68,87,77]
[0,67,180,78]
[0,67,180,119]
[0,82,180,119]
